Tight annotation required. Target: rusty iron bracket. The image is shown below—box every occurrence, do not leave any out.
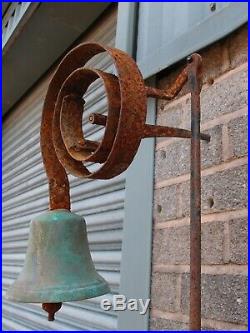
[41,43,210,329]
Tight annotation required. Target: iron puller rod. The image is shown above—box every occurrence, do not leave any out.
[189,55,202,331]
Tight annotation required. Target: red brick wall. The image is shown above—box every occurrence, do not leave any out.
[150,24,248,330]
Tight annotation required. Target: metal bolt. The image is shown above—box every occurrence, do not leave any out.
[210,3,216,12]
[187,55,193,63]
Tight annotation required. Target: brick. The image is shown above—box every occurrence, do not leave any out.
[177,182,190,218]
[156,99,187,146]
[150,317,188,331]
[201,126,223,169]
[222,124,233,162]
[152,226,189,265]
[201,40,230,84]
[228,24,248,68]
[152,25,248,330]
[156,25,247,128]
[157,67,247,140]
[181,274,247,324]
[157,25,246,108]
[179,165,247,217]
[157,39,230,100]
[201,326,217,331]
[201,68,248,123]
[180,97,191,126]
[202,222,225,264]
[149,317,242,331]
[229,218,248,264]
[228,115,248,158]
[154,140,190,182]
[202,165,248,213]
[151,272,179,312]
[157,98,186,127]
[173,68,248,129]
[155,125,223,182]
[154,184,178,222]
[152,222,224,265]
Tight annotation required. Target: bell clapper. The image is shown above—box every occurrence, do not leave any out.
[42,302,62,321]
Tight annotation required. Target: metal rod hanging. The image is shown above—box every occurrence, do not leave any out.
[188,54,202,331]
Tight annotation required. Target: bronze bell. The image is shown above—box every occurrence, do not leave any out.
[6,209,110,320]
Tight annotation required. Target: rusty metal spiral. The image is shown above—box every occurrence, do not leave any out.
[41,43,209,211]
[41,43,147,210]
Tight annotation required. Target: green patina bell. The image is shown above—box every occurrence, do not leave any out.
[6,209,110,320]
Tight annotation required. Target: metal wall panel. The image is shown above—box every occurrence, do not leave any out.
[137,2,248,78]
[2,10,122,331]
[115,3,155,330]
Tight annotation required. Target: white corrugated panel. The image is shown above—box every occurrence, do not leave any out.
[2,12,122,331]
[2,2,32,48]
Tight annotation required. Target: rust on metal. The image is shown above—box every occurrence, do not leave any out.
[89,113,107,126]
[143,124,210,141]
[41,42,209,209]
[145,66,188,100]
[188,54,202,331]
[40,42,209,327]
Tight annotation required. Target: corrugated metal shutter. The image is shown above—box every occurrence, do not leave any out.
[2,12,123,331]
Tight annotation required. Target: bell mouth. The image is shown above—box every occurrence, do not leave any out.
[6,279,110,303]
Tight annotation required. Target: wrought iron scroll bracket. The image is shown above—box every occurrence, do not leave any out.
[40,43,210,330]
